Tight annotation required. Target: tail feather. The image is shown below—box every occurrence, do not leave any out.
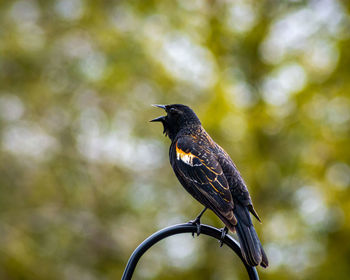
[260,245,269,268]
[234,204,269,268]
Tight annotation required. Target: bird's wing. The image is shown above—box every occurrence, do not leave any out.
[216,146,261,222]
[172,137,235,221]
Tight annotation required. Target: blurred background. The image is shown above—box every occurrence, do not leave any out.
[0,0,350,279]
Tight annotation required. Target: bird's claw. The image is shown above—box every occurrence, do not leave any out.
[188,207,207,237]
[219,227,228,247]
[189,218,201,237]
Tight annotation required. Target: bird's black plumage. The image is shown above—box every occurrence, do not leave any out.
[151,104,268,268]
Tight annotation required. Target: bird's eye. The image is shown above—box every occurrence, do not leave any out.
[169,108,178,114]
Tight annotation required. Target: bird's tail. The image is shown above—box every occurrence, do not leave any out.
[233,203,269,268]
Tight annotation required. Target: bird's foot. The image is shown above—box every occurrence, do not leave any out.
[188,207,207,237]
[189,217,201,237]
[219,227,228,247]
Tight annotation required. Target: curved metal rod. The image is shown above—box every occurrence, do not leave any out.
[122,223,259,280]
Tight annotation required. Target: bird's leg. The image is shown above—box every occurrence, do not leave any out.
[219,227,228,247]
[189,207,207,237]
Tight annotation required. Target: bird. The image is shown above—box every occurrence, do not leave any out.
[151,104,268,268]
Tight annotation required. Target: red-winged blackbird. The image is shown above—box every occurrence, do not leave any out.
[151,104,268,268]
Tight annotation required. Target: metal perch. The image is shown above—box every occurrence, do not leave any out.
[122,223,259,280]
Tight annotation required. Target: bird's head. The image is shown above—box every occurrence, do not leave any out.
[150,104,201,140]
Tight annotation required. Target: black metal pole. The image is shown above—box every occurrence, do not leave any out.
[122,223,259,280]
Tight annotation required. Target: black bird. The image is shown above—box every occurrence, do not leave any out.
[151,104,268,268]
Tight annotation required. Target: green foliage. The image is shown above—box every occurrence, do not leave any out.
[0,0,350,279]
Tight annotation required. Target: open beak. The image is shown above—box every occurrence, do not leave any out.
[152,104,166,110]
[150,115,166,122]
[150,104,167,122]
